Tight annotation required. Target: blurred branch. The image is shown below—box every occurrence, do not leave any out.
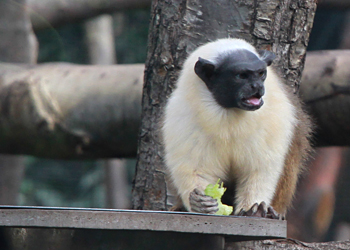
[84,15,117,65]
[104,159,130,208]
[26,0,350,30]
[300,50,350,146]
[0,63,143,159]
[27,0,151,30]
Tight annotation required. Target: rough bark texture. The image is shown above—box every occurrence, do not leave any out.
[225,239,350,249]
[132,0,316,210]
[300,50,350,146]
[28,0,151,30]
[0,63,143,159]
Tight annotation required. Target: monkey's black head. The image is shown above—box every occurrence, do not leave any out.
[194,49,275,111]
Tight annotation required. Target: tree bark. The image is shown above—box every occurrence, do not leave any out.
[0,63,143,159]
[132,0,316,210]
[300,50,350,146]
[225,238,350,249]
[28,0,151,30]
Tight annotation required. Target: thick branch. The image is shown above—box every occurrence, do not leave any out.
[26,0,348,31]
[0,50,349,158]
[300,50,350,146]
[0,63,143,159]
[27,0,151,30]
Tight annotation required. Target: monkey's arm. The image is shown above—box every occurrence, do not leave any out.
[168,160,219,213]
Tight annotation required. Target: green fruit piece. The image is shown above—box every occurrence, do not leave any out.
[204,179,233,216]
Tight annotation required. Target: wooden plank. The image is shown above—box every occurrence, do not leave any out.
[0,206,286,239]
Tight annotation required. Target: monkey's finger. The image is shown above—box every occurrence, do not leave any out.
[257,201,267,217]
[193,188,205,196]
[267,206,281,220]
[245,203,259,216]
[237,208,246,216]
[190,189,217,202]
[191,205,219,214]
[190,195,218,207]
[190,202,219,214]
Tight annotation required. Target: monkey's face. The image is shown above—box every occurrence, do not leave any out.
[194,49,275,111]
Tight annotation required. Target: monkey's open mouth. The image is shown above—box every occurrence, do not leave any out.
[242,93,263,107]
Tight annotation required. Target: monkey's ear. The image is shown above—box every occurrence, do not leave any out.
[194,57,215,83]
[258,50,276,66]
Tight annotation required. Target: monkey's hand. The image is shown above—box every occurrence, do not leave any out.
[237,202,285,220]
[189,188,219,214]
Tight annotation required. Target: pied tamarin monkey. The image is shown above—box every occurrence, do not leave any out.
[162,38,312,219]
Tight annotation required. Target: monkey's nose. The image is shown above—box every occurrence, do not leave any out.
[251,82,263,90]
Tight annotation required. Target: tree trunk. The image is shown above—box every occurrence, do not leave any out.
[104,159,130,209]
[84,15,117,65]
[84,15,130,209]
[0,0,38,205]
[132,0,316,210]
[0,0,38,63]
[0,158,25,205]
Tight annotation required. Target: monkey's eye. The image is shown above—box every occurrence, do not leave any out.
[259,70,266,78]
[237,73,249,79]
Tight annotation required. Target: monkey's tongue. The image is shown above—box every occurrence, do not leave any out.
[245,97,261,106]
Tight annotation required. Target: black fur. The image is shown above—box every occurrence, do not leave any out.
[194,49,276,111]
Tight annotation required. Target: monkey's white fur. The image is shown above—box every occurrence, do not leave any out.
[163,38,297,214]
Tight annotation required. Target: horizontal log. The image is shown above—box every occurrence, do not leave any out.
[27,0,151,30]
[27,0,347,30]
[0,63,144,159]
[300,50,350,146]
[0,50,349,159]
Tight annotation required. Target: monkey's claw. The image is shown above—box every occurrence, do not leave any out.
[237,202,284,220]
[189,188,219,214]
